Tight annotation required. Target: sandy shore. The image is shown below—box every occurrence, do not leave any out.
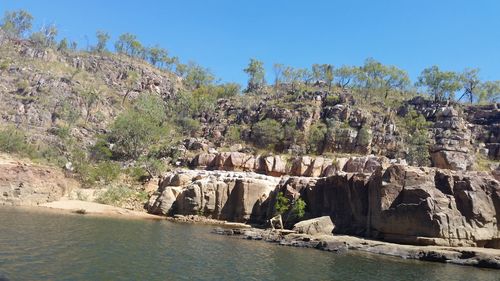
[35,200,164,220]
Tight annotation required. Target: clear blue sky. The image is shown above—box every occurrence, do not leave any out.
[1,0,500,85]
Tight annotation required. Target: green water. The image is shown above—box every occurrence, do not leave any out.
[0,208,498,281]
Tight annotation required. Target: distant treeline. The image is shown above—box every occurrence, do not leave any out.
[2,9,499,103]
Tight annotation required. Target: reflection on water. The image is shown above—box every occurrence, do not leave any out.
[0,207,498,281]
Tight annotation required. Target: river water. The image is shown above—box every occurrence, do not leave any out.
[0,208,498,281]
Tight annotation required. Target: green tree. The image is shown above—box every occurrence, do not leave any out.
[274,192,289,215]
[147,45,168,67]
[30,24,58,49]
[416,66,462,102]
[1,9,33,38]
[307,122,327,154]
[312,64,334,90]
[110,94,168,158]
[57,38,69,52]
[291,198,306,219]
[244,58,266,92]
[479,81,500,103]
[403,109,430,166]
[251,119,283,149]
[95,30,110,53]
[358,58,410,99]
[458,68,481,103]
[115,33,138,56]
[334,65,358,89]
[183,62,215,89]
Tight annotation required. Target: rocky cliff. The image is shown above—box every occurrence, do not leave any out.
[147,164,500,249]
[0,154,79,206]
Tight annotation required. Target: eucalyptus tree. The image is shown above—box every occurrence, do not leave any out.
[1,9,33,38]
[416,66,462,102]
[458,68,481,103]
[243,58,266,92]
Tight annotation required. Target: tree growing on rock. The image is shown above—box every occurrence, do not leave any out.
[357,58,410,99]
[1,9,33,38]
[458,68,481,103]
[244,58,266,92]
[416,66,462,102]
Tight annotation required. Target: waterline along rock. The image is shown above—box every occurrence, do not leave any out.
[147,165,500,249]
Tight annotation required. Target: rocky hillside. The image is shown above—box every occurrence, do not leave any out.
[1,22,500,252]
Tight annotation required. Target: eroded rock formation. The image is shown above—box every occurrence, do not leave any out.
[148,164,500,249]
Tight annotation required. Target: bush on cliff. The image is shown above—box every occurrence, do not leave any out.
[251,119,284,149]
[109,93,169,159]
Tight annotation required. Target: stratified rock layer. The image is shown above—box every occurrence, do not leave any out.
[0,154,79,206]
[148,165,500,249]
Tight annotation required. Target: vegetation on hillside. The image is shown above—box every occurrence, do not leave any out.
[1,8,499,190]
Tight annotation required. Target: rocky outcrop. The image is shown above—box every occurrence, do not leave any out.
[148,164,500,249]
[0,154,79,206]
[190,152,392,177]
[430,107,475,170]
[147,170,280,222]
[292,216,335,236]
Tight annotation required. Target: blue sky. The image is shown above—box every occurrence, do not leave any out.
[1,0,500,85]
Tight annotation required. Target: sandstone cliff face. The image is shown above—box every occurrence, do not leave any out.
[147,165,500,249]
[190,152,394,177]
[0,154,79,206]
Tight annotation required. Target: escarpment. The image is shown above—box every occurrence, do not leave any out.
[147,164,500,249]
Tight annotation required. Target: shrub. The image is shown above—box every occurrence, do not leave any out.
[0,126,29,153]
[96,185,134,206]
[252,119,283,149]
[89,138,112,161]
[291,198,306,219]
[307,122,327,154]
[78,161,121,186]
[356,126,372,147]
[225,124,242,144]
[274,192,289,215]
[176,117,200,136]
[109,94,169,158]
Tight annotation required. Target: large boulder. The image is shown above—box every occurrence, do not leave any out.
[293,216,335,236]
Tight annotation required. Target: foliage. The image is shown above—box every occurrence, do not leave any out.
[291,198,306,219]
[95,30,110,53]
[0,125,30,153]
[479,81,500,103]
[334,65,358,88]
[96,185,134,206]
[78,161,121,186]
[225,124,242,144]
[358,58,410,99]
[244,58,266,92]
[312,64,334,90]
[416,66,461,101]
[1,9,33,38]
[356,126,372,147]
[182,62,215,89]
[251,119,283,149]
[402,109,431,166]
[176,117,201,136]
[109,93,169,158]
[30,24,58,49]
[89,138,113,161]
[307,122,327,154]
[137,155,166,178]
[274,192,289,215]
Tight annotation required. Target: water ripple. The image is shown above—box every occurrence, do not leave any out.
[0,207,498,281]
